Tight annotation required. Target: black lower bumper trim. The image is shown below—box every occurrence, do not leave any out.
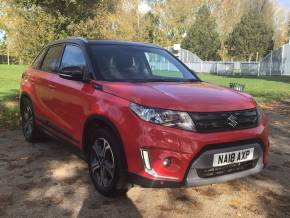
[127,173,183,188]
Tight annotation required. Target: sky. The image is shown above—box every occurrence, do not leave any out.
[279,0,290,10]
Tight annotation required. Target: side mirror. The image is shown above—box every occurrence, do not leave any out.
[59,66,84,81]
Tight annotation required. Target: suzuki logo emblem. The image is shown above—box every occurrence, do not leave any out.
[227,115,238,128]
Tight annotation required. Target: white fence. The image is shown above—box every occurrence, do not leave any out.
[170,43,290,76]
[185,62,260,76]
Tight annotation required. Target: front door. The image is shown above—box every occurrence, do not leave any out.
[49,44,92,145]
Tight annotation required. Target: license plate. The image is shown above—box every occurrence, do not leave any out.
[213,148,254,167]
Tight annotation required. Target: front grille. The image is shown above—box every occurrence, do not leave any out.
[190,108,259,133]
[196,160,257,178]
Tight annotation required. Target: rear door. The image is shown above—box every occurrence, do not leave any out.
[34,44,64,123]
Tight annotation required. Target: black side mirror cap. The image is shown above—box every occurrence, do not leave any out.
[59,66,84,81]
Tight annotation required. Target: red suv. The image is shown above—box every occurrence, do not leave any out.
[20,38,269,196]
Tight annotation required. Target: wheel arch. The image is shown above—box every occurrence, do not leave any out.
[19,92,32,109]
[82,115,128,169]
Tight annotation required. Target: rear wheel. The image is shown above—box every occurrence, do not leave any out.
[20,97,45,142]
[88,128,128,197]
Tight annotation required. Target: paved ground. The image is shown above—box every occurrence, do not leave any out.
[0,109,290,218]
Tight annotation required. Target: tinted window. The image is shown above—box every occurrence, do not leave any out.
[32,48,47,69]
[89,45,197,82]
[41,45,63,72]
[60,45,86,69]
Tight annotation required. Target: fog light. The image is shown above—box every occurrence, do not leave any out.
[140,149,151,170]
[163,158,171,167]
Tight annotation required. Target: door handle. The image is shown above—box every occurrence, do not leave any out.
[48,84,56,89]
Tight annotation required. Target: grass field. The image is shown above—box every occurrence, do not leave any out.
[0,64,26,129]
[198,73,290,103]
[1,64,290,129]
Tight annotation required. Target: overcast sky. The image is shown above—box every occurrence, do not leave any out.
[279,0,290,9]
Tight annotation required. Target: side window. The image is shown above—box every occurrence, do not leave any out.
[32,48,47,69]
[60,45,86,69]
[41,45,63,72]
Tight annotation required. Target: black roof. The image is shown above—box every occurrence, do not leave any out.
[48,37,162,49]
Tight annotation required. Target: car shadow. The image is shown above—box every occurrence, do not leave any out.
[0,130,141,217]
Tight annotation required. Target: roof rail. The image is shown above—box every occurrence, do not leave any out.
[66,37,88,43]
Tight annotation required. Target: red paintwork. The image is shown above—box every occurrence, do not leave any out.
[21,66,269,182]
[102,81,257,112]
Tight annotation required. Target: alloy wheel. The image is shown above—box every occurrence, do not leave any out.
[90,138,115,188]
[22,105,34,138]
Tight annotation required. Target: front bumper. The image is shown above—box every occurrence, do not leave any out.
[128,140,265,188]
[185,141,263,186]
[118,111,269,188]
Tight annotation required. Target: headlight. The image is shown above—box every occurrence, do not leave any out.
[129,103,196,131]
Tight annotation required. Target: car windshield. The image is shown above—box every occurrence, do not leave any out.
[89,44,198,82]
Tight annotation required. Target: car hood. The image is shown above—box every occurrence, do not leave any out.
[101,81,256,112]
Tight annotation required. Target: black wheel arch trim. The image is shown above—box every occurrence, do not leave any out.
[19,92,33,108]
[82,114,128,169]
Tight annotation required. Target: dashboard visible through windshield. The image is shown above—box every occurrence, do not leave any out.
[89,45,198,82]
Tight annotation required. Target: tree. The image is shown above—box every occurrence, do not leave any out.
[181,5,221,60]
[138,4,168,46]
[225,11,274,61]
[163,0,204,44]
[0,0,115,63]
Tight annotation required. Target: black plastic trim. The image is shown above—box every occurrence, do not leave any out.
[127,173,183,188]
[36,116,80,144]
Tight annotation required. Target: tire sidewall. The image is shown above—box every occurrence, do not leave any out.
[88,128,126,196]
[21,98,37,142]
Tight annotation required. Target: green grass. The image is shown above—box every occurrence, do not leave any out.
[1,65,290,129]
[199,73,290,103]
[0,64,26,129]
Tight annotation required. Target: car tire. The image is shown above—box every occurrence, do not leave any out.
[88,128,128,197]
[20,97,46,142]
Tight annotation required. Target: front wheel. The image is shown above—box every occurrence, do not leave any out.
[88,128,128,197]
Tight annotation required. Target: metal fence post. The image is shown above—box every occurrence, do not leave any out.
[281,45,285,76]
[258,62,260,77]
[269,51,273,76]
[217,62,219,75]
